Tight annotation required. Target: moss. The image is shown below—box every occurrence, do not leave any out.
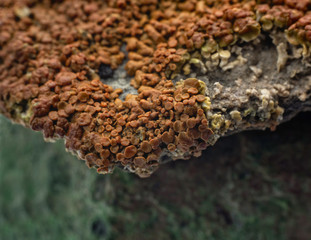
[0,116,112,240]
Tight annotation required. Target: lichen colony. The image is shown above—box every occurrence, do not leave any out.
[1,0,311,177]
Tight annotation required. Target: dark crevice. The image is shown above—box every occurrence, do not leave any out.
[99,63,114,80]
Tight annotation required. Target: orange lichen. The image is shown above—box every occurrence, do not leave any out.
[0,0,310,177]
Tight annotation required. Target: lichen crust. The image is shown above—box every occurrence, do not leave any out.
[1,0,310,177]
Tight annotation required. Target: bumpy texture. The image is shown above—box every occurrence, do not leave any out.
[0,0,311,177]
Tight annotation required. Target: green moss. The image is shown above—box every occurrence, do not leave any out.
[0,116,111,240]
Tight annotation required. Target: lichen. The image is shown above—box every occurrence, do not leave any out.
[0,0,310,177]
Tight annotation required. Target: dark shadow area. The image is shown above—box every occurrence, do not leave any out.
[107,112,311,240]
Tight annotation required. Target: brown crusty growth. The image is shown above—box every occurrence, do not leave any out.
[0,0,310,177]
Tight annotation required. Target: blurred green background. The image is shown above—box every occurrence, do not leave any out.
[1,112,311,240]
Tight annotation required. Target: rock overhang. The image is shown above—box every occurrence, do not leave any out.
[0,0,311,177]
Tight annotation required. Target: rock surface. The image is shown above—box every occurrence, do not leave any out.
[0,0,311,177]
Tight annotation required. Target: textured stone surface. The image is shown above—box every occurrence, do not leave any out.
[0,0,311,177]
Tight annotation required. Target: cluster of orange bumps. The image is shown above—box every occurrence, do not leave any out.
[0,0,310,176]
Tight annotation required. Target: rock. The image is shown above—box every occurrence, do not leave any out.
[0,0,311,177]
